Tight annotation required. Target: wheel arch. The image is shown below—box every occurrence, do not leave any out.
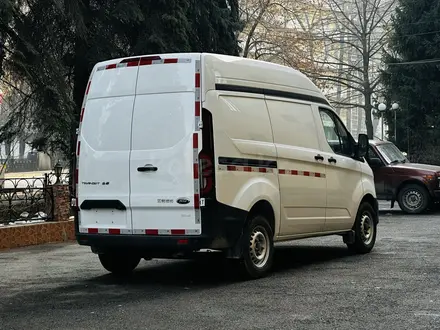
[359,193,379,224]
[226,198,276,260]
[247,200,276,236]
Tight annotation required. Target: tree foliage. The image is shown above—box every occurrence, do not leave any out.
[0,0,241,162]
[382,0,440,162]
[239,0,327,81]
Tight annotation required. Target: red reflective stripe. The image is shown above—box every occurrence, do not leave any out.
[80,108,85,122]
[195,73,201,88]
[193,133,198,149]
[171,229,186,235]
[109,228,121,235]
[140,56,161,62]
[244,166,252,172]
[74,169,79,184]
[194,194,200,209]
[194,163,199,179]
[76,141,81,156]
[139,59,153,66]
[177,239,189,245]
[278,169,325,178]
[164,58,178,64]
[227,165,236,171]
[146,229,159,235]
[259,168,267,173]
[195,101,200,116]
[106,64,117,70]
[85,81,91,95]
[88,228,98,234]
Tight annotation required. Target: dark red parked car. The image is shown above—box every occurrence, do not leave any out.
[367,140,440,214]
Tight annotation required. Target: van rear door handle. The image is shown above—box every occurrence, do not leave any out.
[137,164,158,172]
[328,157,337,164]
[314,154,324,161]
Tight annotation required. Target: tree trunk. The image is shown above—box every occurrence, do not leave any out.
[364,94,374,139]
[346,87,352,132]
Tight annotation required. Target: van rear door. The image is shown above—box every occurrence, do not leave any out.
[78,58,138,234]
[130,54,202,236]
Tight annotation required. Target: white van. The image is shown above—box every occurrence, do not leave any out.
[74,53,378,279]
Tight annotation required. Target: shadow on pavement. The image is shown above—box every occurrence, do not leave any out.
[0,244,359,315]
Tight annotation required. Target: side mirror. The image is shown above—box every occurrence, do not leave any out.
[356,134,369,158]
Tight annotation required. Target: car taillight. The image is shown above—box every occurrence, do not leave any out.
[200,108,215,198]
[200,153,213,195]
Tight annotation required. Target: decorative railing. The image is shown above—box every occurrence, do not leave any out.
[0,177,54,226]
[0,170,71,226]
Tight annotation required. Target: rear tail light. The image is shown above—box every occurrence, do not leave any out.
[200,153,213,195]
[200,109,215,197]
[73,167,79,209]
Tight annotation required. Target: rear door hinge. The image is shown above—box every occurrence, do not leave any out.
[198,121,203,129]
[200,198,205,207]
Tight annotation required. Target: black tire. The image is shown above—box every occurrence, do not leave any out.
[397,183,430,214]
[347,202,377,254]
[238,215,274,279]
[98,253,141,276]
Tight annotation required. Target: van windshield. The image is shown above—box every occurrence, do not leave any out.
[376,143,407,164]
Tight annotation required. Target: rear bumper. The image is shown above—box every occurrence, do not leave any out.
[76,233,211,254]
[75,198,248,254]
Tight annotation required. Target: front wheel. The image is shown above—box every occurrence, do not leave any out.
[98,253,141,276]
[347,202,377,254]
[238,215,274,279]
[397,184,430,214]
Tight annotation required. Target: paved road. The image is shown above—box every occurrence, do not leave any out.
[1,209,440,330]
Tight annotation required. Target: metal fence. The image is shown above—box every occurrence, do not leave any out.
[44,172,70,186]
[0,177,54,226]
[0,158,39,173]
[0,171,70,226]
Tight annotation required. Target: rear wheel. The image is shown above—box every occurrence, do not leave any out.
[98,253,141,276]
[397,183,430,214]
[347,202,377,254]
[238,215,274,279]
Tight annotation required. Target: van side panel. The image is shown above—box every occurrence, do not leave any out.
[204,90,281,235]
[265,98,327,236]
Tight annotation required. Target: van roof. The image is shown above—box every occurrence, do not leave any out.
[203,53,324,97]
[93,53,328,105]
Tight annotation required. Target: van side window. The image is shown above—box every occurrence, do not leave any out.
[319,109,354,158]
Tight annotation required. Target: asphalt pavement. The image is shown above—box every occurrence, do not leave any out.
[1,206,440,330]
